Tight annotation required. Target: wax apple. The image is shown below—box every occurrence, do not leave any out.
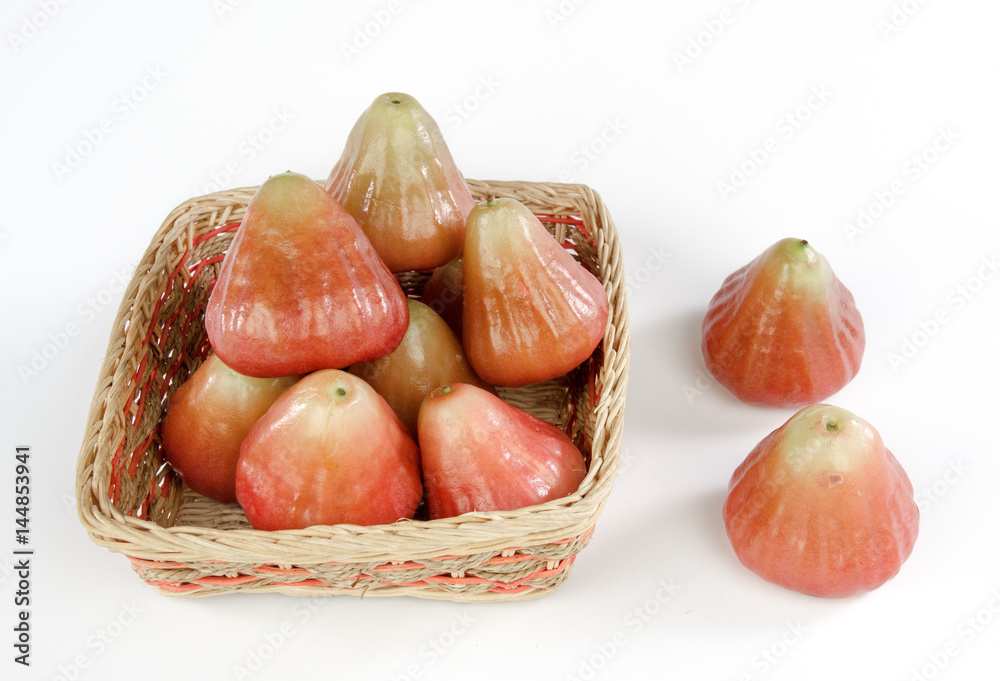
[205,171,408,377]
[462,198,608,387]
[325,92,475,272]
[723,404,919,598]
[236,370,422,530]
[417,383,587,519]
[421,255,464,338]
[160,354,298,504]
[349,300,492,434]
[702,238,865,407]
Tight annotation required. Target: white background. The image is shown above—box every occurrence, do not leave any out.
[3,1,1000,679]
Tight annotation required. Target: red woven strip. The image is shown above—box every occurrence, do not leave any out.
[108,439,125,506]
[146,580,203,593]
[288,579,329,587]
[371,562,427,572]
[499,556,574,589]
[193,221,241,245]
[129,429,157,478]
[195,574,260,586]
[536,214,591,240]
[129,557,188,569]
[186,254,227,284]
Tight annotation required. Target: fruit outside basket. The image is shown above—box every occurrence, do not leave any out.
[75,178,630,601]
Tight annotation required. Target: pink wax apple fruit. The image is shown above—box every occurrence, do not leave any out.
[205,171,409,378]
[325,92,475,273]
[160,353,298,504]
[723,404,919,598]
[462,198,609,387]
[349,299,492,434]
[236,370,423,530]
[417,383,587,519]
[702,238,865,408]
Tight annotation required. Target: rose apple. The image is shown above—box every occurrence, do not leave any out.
[462,198,609,387]
[702,238,865,407]
[325,92,475,272]
[417,383,587,519]
[235,370,422,530]
[205,171,409,378]
[160,353,298,504]
[349,299,492,434]
[421,255,464,338]
[723,404,919,598]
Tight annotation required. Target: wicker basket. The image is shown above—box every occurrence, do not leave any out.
[75,178,630,601]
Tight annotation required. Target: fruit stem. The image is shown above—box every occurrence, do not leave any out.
[486,198,500,208]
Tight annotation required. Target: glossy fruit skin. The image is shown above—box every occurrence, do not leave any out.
[349,299,492,434]
[723,404,919,598]
[235,370,423,530]
[417,383,587,519]
[702,238,864,408]
[463,198,609,387]
[205,171,409,378]
[421,255,464,338]
[325,92,475,273]
[160,354,298,504]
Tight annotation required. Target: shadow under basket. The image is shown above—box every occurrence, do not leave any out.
[75,178,630,601]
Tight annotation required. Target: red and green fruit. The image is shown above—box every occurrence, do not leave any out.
[723,404,919,598]
[462,198,608,387]
[325,92,475,273]
[349,299,492,434]
[235,370,423,530]
[205,171,409,378]
[160,353,299,504]
[702,238,865,408]
[417,383,588,519]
